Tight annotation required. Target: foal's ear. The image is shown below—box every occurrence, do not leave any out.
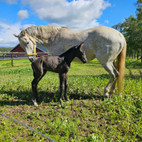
[77,42,84,49]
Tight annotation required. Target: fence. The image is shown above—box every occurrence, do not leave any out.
[0,52,48,66]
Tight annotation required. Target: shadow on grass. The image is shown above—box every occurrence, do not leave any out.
[0,100,30,106]
[0,90,32,106]
[0,72,141,106]
[69,92,104,101]
[0,89,104,106]
[70,74,110,79]
[70,74,142,81]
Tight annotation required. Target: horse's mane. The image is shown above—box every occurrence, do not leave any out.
[25,26,68,37]
[25,26,62,42]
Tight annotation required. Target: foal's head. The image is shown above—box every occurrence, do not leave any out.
[75,43,87,63]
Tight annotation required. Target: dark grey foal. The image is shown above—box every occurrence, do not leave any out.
[31,43,87,105]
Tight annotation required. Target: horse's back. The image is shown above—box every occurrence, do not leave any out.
[92,26,125,43]
[59,26,126,62]
[27,25,126,62]
[89,26,126,63]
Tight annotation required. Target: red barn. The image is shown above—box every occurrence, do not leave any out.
[9,44,48,56]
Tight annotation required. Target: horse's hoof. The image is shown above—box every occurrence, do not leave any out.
[110,90,115,94]
[103,93,110,98]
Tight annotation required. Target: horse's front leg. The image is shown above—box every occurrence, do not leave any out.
[64,73,69,101]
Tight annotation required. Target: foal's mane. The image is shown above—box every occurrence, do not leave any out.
[59,46,76,57]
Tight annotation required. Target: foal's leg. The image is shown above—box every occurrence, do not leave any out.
[32,72,41,105]
[102,62,118,98]
[59,73,65,100]
[32,62,47,105]
[64,73,69,101]
[32,71,47,105]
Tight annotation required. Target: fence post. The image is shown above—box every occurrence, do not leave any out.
[11,55,13,67]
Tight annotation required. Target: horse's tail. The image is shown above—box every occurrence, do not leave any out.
[117,40,127,92]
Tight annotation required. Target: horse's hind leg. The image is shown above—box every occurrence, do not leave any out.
[102,62,119,97]
[110,62,118,94]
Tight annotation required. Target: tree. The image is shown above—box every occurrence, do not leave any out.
[113,0,142,63]
[136,0,142,20]
[136,0,142,62]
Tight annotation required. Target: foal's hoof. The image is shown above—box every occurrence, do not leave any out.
[65,97,69,101]
[32,99,39,106]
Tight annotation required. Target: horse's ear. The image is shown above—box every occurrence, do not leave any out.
[13,34,19,38]
[21,30,26,36]
[78,42,84,49]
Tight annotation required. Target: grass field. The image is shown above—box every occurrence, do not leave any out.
[0,58,142,142]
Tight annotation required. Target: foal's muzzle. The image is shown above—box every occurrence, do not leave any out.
[29,56,37,62]
[83,60,87,63]
[82,58,87,63]
[29,58,34,62]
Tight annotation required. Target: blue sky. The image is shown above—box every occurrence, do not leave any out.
[0,0,137,47]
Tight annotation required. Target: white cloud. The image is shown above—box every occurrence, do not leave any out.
[17,10,29,21]
[0,22,32,47]
[0,0,111,47]
[22,0,111,30]
[0,22,20,47]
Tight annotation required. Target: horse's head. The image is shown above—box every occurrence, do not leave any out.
[14,30,37,62]
[76,42,87,63]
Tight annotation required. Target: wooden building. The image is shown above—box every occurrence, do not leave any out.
[9,44,48,56]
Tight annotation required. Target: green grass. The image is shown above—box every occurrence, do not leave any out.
[0,58,142,142]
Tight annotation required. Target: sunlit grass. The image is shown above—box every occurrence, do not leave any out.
[0,58,142,141]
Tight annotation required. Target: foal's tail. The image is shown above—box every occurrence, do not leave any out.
[117,40,127,92]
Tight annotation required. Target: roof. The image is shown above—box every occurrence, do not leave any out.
[9,44,48,53]
[36,43,48,53]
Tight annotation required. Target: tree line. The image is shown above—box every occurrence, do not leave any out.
[113,0,142,63]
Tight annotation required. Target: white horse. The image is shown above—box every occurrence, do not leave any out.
[14,26,126,98]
